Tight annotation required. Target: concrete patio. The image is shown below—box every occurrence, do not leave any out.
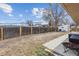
[43,33,78,56]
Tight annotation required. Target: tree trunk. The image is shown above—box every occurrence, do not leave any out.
[49,3,55,32]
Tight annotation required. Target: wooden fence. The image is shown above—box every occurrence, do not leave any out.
[0,26,55,40]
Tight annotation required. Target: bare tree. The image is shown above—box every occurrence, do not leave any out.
[42,4,55,31]
[42,9,51,22]
[59,9,68,25]
[49,3,55,31]
[38,3,68,32]
[51,3,59,31]
[52,4,68,31]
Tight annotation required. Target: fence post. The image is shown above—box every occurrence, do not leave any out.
[1,27,4,40]
[19,26,22,36]
[39,26,40,33]
[30,24,32,34]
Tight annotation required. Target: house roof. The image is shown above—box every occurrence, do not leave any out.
[61,3,79,24]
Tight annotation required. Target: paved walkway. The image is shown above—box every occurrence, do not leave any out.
[43,34,68,50]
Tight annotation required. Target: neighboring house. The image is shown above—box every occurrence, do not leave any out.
[58,24,70,32]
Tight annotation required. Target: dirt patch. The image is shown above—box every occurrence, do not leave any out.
[0,32,67,56]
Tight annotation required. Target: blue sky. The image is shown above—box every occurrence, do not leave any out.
[0,3,50,23]
[0,3,75,24]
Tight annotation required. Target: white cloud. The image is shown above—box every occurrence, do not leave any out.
[32,8,39,15]
[19,14,23,17]
[32,8,50,18]
[0,3,13,13]
[8,13,13,17]
[35,15,42,18]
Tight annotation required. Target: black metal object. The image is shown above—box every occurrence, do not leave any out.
[69,33,79,44]
[63,33,79,55]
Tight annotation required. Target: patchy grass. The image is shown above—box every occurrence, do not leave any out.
[32,46,53,56]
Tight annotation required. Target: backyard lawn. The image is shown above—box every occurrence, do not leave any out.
[0,32,67,56]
